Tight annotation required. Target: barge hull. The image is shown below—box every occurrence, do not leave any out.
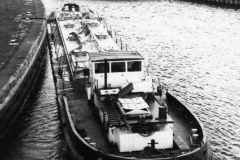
[48,27,213,160]
[48,4,213,160]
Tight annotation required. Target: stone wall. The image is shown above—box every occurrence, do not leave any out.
[0,0,47,112]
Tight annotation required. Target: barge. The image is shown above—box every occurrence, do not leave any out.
[48,3,213,160]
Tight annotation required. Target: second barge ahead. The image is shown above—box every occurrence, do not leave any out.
[48,3,213,160]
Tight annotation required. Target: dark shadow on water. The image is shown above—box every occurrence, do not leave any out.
[0,51,70,160]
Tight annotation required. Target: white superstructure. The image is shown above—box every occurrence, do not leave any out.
[56,4,174,153]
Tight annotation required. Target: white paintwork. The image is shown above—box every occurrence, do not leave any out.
[55,10,118,79]
[88,23,119,51]
[118,97,150,115]
[56,9,146,87]
[100,88,120,95]
[86,86,91,100]
[119,131,173,152]
[56,7,175,153]
[92,60,147,89]
[121,76,153,93]
[108,124,174,152]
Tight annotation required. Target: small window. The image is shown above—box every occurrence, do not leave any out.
[95,34,107,39]
[68,34,77,41]
[95,63,109,74]
[111,62,125,72]
[127,61,141,72]
[75,52,86,57]
[89,23,99,27]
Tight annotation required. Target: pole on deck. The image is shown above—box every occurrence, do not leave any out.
[104,59,108,89]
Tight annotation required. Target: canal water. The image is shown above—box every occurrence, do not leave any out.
[2,0,240,159]
[0,52,68,159]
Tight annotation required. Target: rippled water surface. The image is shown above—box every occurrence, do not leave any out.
[3,0,240,159]
[0,53,67,160]
[43,0,240,159]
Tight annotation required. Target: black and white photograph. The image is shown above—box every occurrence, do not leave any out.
[0,0,239,159]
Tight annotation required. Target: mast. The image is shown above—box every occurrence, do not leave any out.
[104,59,107,89]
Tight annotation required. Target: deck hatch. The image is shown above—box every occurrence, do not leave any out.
[118,97,151,115]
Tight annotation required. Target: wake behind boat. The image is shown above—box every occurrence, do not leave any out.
[47,3,213,160]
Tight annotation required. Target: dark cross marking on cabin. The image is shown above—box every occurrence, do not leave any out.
[148,139,158,148]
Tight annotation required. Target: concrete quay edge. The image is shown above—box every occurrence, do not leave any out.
[0,0,47,112]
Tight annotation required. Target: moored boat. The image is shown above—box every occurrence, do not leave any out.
[47,3,213,160]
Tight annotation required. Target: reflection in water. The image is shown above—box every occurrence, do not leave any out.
[1,0,240,159]
[0,52,67,160]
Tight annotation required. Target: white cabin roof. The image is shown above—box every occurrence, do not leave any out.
[88,51,144,62]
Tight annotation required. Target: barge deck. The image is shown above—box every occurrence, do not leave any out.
[47,3,213,160]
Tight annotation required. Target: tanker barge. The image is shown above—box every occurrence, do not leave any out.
[47,3,213,160]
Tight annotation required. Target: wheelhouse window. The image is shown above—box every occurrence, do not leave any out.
[111,62,125,72]
[95,63,109,74]
[127,61,142,72]
[74,51,87,57]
